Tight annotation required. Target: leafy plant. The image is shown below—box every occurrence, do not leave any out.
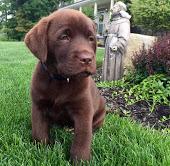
[132,34,170,76]
[97,80,125,88]
[125,74,170,111]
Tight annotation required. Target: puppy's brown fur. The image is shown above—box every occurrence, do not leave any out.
[24,9,105,161]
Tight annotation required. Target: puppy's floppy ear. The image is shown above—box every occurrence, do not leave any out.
[92,21,97,33]
[24,17,49,63]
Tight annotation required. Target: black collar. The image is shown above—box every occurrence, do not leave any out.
[40,62,70,82]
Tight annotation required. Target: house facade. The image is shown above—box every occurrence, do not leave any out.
[61,0,115,37]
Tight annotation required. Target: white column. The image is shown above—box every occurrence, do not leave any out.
[110,0,114,18]
[79,6,82,12]
[94,2,98,19]
[110,0,114,10]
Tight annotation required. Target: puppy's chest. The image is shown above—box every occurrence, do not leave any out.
[42,87,81,116]
[47,83,80,104]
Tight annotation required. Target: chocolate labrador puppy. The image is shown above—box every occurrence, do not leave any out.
[24,9,105,161]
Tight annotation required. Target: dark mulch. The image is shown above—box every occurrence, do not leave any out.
[94,68,170,130]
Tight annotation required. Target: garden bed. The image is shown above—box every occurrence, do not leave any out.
[94,68,170,130]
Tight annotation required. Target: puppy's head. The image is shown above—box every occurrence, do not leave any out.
[25,9,97,78]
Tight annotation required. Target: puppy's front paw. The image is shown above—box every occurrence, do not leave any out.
[70,147,91,162]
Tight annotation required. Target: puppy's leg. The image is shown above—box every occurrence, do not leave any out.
[31,104,50,144]
[70,113,93,161]
[93,96,106,130]
[93,109,105,130]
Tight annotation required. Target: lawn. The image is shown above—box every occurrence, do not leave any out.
[0,42,170,166]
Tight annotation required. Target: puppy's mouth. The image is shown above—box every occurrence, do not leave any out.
[63,71,94,79]
[77,71,92,77]
[55,64,96,78]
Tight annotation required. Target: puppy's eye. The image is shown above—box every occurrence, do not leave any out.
[60,34,70,41]
[89,36,95,42]
[59,29,71,41]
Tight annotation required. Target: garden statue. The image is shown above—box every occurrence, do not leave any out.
[102,1,131,81]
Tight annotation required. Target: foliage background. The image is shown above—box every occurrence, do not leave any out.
[0,0,170,40]
[130,0,170,34]
[0,0,72,40]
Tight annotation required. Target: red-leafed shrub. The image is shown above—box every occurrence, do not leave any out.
[132,34,170,76]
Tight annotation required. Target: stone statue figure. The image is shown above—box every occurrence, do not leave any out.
[102,1,131,81]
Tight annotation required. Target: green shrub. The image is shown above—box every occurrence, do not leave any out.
[132,34,170,76]
[125,74,170,111]
[82,6,94,20]
[0,33,9,41]
[130,0,170,33]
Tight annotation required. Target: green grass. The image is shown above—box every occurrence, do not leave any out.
[96,48,104,67]
[0,42,170,166]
